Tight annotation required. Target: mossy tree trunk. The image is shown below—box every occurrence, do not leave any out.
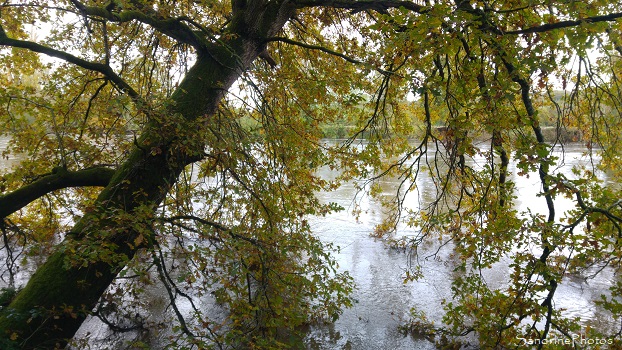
[0,2,295,348]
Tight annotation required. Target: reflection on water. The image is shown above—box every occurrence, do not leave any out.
[307,191,438,349]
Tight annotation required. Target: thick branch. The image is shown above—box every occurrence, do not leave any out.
[0,28,140,99]
[0,166,115,219]
[69,0,209,52]
[294,0,427,13]
[506,12,622,35]
[0,2,297,346]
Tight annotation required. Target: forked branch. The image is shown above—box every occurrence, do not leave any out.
[0,24,140,99]
[69,0,209,52]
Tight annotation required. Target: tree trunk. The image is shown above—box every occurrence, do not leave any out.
[0,3,294,347]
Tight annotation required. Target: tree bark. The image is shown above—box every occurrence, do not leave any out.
[0,2,295,347]
[0,167,115,219]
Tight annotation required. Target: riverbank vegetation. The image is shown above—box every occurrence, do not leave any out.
[1,1,622,349]
[318,93,585,143]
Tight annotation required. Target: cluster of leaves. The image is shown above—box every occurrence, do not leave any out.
[352,1,622,348]
[134,106,355,348]
[0,1,358,348]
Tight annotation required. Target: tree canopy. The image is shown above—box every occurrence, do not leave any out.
[1,0,622,348]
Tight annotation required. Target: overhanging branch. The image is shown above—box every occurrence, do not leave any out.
[69,0,209,52]
[266,36,395,75]
[505,12,622,35]
[0,166,115,219]
[0,25,140,99]
[293,0,427,13]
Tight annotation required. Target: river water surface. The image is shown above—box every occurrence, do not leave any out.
[304,141,616,349]
[0,137,618,349]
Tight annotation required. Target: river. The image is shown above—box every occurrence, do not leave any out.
[0,137,617,348]
[304,141,616,349]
